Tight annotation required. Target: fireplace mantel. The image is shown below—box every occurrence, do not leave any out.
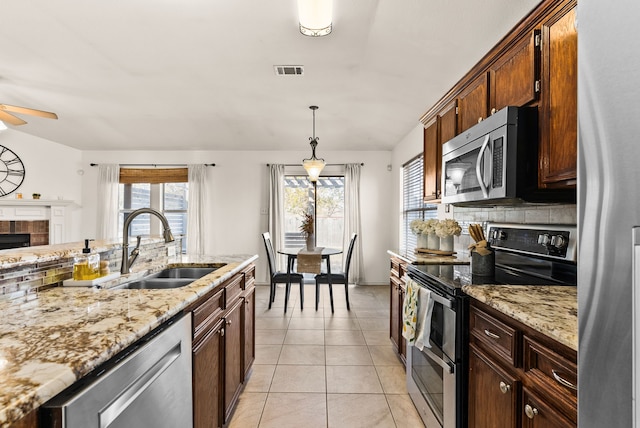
[0,199,77,244]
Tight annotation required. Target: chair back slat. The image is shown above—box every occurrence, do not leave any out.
[343,233,358,276]
[262,232,277,276]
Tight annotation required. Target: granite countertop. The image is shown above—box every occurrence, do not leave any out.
[387,249,470,265]
[0,253,258,428]
[462,285,577,351]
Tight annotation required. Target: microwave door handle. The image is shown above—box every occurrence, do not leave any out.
[476,134,491,198]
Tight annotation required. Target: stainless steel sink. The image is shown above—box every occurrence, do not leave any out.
[121,278,195,289]
[149,266,224,279]
[113,265,225,290]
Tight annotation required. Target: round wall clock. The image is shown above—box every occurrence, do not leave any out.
[0,145,25,197]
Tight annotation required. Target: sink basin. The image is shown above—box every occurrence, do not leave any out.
[121,278,195,289]
[149,266,223,279]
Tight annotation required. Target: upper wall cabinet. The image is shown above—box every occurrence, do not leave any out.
[539,2,577,187]
[420,0,577,194]
[489,29,540,113]
[423,99,457,202]
[457,73,489,134]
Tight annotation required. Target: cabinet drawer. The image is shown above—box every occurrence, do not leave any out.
[470,306,519,366]
[242,265,255,289]
[225,275,243,307]
[193,289,224,343]
[523,335,577,398]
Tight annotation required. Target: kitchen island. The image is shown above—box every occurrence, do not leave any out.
[0,249,258,428]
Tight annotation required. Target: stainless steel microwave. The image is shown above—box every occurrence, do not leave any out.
[441,106,539,206]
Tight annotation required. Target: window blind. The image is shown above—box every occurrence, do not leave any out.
[401,155,437,255]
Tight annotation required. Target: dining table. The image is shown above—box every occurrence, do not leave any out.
[277,247,342,310]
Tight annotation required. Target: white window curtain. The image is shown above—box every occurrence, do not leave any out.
[344,163,363,284]
[268,164,286,271]
[96,164,120,240]
[187,164,207,255]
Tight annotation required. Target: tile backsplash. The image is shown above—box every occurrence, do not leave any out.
[448,203,577,254]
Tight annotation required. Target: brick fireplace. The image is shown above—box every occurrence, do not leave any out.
[0,220,49,248]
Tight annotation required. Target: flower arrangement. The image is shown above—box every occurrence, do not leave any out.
[435,219,462,238]
[410,219,440,235]
[299,212,314,237]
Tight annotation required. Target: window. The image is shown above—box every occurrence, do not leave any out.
[401,155,438,255]
[283,174,344,271]
[118,168,188,253]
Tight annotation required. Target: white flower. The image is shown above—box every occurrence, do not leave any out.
[435,219,462,238]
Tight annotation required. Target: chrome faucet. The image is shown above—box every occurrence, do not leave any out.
[121,208,175,274]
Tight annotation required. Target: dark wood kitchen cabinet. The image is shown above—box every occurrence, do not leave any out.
[389,256,408,365]
[468,300,577,427]
[489,30,540,113]
[539,2,577,187]
[187,262,256,428]
[457,72,489,133]
[423,100,457,202]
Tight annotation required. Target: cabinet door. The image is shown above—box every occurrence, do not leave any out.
[423,117,440,201]
[223,299,243,422]
[243,286,255,380]
[539,3,577,186]
[439,100,458,144]
[457,72,489,133]
[389,277,401,353]
[193,319,224,428]
[522,387,574,428]
[490,30,540,112]
[468,344,520,428]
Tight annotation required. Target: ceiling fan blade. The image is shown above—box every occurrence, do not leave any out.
[0,104,58,120]
[0,110,27,126]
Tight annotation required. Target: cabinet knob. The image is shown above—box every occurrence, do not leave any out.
[478,117,483,123]
[220,328,225,337]
[491,108,497,115]
[226,320,232,325]
[524,404,539,419]
[499,381,511,394]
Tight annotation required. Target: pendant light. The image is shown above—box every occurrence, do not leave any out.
[302,105,325,182]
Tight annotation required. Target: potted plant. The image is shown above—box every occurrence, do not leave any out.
[435,219,462,252]
[300,212,315,250]
[32,193,41,200]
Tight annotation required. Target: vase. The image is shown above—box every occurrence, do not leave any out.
[440,235,454,252]
[427,233,440,250]
[305,234,315,251]
[417,233,428,249]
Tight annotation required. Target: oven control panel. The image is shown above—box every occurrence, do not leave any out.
[487,223,577,261]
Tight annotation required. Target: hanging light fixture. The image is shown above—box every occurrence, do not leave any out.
[302,105,325,182]
[297,0,333,37]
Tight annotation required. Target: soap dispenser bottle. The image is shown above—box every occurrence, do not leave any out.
[73,239,100,280]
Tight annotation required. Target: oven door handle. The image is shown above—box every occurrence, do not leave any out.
[429,291,454,309]
[420,346,455,374]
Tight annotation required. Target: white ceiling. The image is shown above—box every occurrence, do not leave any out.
[0,0,540,152]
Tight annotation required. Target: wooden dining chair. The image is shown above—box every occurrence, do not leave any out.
[262,232,304,312]
[314,233,357,313]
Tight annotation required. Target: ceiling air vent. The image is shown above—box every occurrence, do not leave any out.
[274,65,304,76]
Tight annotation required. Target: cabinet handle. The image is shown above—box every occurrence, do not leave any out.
[220,328,225,337]
[484,329,500,339]
[499,381,511,394]
[524,404,539,419]
[552,369,578,391]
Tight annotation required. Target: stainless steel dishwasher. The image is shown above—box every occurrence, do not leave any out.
[41,314,193,428]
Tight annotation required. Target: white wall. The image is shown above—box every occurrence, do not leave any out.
[80,149,393,285]
[0,129,84,242]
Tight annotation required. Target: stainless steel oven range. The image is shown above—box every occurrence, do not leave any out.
[406,222,577,428]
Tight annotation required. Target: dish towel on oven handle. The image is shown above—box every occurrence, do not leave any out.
[414,286,434,351]
[402,277,419,342]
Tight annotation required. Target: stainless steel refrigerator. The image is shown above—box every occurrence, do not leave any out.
[578,0,640,426]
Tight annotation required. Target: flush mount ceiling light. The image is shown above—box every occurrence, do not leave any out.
[302,105,326,182]
[0,121,7,132]
[297,0,333,37]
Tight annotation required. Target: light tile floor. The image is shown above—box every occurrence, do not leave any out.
[228,283,425,428]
